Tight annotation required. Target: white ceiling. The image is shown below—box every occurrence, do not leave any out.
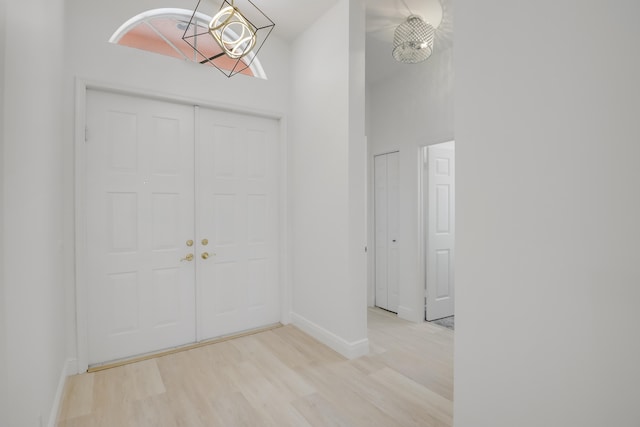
[259,0,446,40]
[256,0,340,40]
[366,0,444,40]
[257,0,452,84]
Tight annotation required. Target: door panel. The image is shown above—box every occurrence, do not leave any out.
[374,152,399,313]
[86,90,196,365]
[425,144,455,321]
[196,108,280,340]
[386,152,400,312]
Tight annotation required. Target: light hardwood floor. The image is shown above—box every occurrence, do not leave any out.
[57,308,453,427]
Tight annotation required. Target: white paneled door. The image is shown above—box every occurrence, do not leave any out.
[196,108,280,340]
[425,143,455,321]
[84,90,280,365]
[85,91,196,365]
[374,152,399,313]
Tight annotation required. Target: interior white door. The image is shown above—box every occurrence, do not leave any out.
[85,90,196,365]
[425,143,455,321]
[374,152,399,313]
[196,108,280,340]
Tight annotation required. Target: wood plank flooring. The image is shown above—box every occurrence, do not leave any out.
[57,308,453,427]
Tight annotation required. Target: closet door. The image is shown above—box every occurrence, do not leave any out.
[374,152,399,313]
[85,90,196,365]
[195,108,280,340]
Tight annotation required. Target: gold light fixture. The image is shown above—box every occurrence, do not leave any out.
[208,2,257,59]
[182,0,274,78]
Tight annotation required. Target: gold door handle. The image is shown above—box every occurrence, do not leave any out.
[181,253,194,262]
[201,252,215,260]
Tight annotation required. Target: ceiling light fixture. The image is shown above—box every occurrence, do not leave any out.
[392,15,435,64]
[208,3,256,59]
[182,0,274,77]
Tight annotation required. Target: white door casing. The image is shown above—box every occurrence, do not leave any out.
[83,89,281,366]
[374,155,388,310]
[374,152,399,313]
[196,108,280,340]
[85,91,196,364]
[425,143,455,321]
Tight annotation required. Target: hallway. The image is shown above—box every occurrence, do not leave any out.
[57,309,454,426]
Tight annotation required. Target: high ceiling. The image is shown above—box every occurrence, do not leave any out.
[257,0,451,84]
[255,0,340,40]
[163,0,451,83]
[366,0,452,84]
[366,0,444,41]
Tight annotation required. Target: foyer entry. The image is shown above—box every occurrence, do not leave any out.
[83,90,280,365]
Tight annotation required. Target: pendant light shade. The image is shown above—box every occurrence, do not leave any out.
[392,15,435,64]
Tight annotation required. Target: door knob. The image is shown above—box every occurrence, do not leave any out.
[201,252,215,260]
[201,239,209,246]
[186,240,194,247]
[181,253,194,262]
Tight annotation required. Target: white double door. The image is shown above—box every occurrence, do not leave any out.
[85,90,280,365]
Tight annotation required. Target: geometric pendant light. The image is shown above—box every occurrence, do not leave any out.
[392,15,435,64]
[183,0,274,78]
[208,2,257,59]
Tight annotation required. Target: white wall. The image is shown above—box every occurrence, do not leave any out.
[347,0,368,352]
[289,0,368,358]
[0,1,7,425]
[454,1,640,426]
[62,0,292,365]
[367,46,454,320]
[3,0,68,426]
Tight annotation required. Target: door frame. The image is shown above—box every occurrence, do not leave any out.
[74,79,291,373]
[419,140,455,321]
[370,149,400,310]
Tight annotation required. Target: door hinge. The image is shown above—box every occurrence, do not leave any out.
[85,127,89,142]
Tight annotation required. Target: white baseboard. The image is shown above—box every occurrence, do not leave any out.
[291,313,369,360]
[398,305,422,323]
[47,358,76,427]
[281,310,292,326]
